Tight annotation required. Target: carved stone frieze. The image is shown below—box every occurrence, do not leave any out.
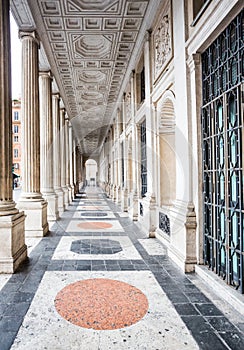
[125,92,131,122]
[159,212,170,235]
[153,0,172,81]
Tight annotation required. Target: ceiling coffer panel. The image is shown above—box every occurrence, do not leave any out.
[12,0,155,156]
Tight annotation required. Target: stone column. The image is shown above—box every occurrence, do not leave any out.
[116,111,122,204]
[69,122,75,199]
[39,71,58,221]
[65,116,72,202]
[60,108,69,208]
[81,157,86,188]
[52,93,64,214]
[113,148,118,202]
[18,30,48,237]
[0,0,27,272]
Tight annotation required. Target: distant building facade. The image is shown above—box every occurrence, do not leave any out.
[12,99,21,186]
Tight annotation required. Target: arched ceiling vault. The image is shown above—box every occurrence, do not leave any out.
[10,0,161,157]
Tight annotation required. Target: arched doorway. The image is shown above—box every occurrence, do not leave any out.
[85,159,98,187]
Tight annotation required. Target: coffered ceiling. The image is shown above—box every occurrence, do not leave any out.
[11,0,161,157]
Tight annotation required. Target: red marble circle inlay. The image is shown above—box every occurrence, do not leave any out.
[54,279,149,330]
[77,222,113,229]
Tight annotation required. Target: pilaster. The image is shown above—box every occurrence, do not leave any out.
[116,113,122,205]
[0,0,27,272]
[141,32,156,237]
[121,96,128,212]
[18,29,48,237]
[129,71,138,220]
[185,52,201,267]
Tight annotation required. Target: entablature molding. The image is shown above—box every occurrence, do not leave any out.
[186,0,241,55]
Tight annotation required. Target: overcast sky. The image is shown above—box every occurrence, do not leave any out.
[10,13,22,99]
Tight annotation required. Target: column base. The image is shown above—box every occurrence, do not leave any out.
[55,188,64,215]
[43,192,59,221]
[75,181,81,196]
[0,211,27,273]
[62,187,69,209]
[116,186,121,205]
[138,192,156,238]
[109,184,113,198]
[17,199,49,237]
[184,202,197,271]
[112,185,117,202]
[67,185,72,203]
[121,188,128,212]
[71,184,75,201]
[128,191,139,221]
[105,183,110,197]
[156,200,197,273]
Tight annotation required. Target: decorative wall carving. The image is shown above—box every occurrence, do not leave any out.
[125,92,131,123]
[140,202,143,216]
[159,212,170,235]
[153,0,172,81]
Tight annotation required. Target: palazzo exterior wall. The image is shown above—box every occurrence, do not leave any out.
[99,0,243,276]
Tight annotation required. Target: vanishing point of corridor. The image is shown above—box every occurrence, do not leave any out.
[0,187,243,350]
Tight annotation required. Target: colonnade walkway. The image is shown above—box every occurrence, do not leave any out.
[0,187,243,350]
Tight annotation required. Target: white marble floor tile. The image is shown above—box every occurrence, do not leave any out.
[0,274,11,291]
[76,205,111,211]
[10,271,198,350]
[118,213,129,217]
[138,238,167,255]
[80,200,107,205]
[52,236,142,260]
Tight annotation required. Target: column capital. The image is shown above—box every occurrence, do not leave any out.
[19,30,40,47]
[52,92,60,100]
[153,102,157,111]
[39,70,53,80]
[136,122,140,132]
[144,29,152,42]
[186,52,201,73]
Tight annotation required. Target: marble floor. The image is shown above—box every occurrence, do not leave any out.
[0,187,243,350]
